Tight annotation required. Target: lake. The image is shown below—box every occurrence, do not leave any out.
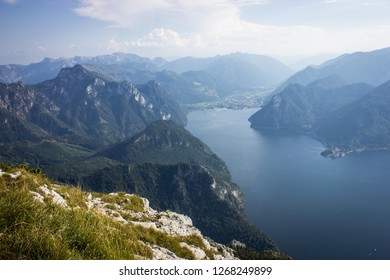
[186,108,390,260]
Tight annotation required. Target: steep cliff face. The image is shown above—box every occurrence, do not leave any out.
[0,65,187,148]
[81,162,278,254]
[0,166,236,260]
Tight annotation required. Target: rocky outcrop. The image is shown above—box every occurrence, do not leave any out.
[0,168,236,260]
[82,192,236,260]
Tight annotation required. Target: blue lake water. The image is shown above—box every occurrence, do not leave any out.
[186,108,390,260]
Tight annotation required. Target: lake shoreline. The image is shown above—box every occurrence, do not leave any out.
[187,108,390,260]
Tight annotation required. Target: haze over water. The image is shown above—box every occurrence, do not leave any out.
[186,108,390,260]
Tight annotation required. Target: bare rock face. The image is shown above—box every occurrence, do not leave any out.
[155,211,198,236]
[84,192,236,260]
[150,245,183,260]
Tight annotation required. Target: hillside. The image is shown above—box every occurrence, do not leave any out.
[249,75,390,157]
[96,120,243,208]
[81,162,277,253]
[0,165,236,260]
[0,165,289,260]
[62,121,278,253]
[0,116,283,257]
[315,80,390,152]
[97,120,235,191]
[249,80,373,132]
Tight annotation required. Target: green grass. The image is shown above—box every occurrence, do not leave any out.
[99,192,145,213]
[0,170,146,259]
[54,185,88,209]
[0,164,219,260]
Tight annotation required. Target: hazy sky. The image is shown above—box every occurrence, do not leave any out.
[1,0,390,64]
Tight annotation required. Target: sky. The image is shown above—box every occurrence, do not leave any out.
[1,0,390,65]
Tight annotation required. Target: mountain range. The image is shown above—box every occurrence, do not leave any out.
[315,80,390,151]
[249,77,374,132]
[276,46,390,92]
[0,53,165,84]
[250,46,390,156]
[164,52,293,89]
[0,64,186,148]
[81,65,229,104]
[3,45,390,259]
[0,62,283,257]
[0,52,293,105]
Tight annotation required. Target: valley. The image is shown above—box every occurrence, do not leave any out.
[0,54,290,258]
[186,87,273,111]
[1,46,390,260]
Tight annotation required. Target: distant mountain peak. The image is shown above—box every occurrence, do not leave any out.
[57,64,95,78]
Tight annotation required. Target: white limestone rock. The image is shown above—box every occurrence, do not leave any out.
[29,191,45,204]
[9,171,21,179]
[6,170,238,260]
[180,242,207,259]
[156,211,199,237]
[38,184,68,208]
[151,245,183,260]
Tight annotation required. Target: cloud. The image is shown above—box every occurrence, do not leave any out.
[75,0,269,54]
[36,46,47,52]
[107,29,204,54]
[74,0,172,28]
[74,0,267,28]
[75,0,390,57]
[234,0,268,5]
[127,28,198,48]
